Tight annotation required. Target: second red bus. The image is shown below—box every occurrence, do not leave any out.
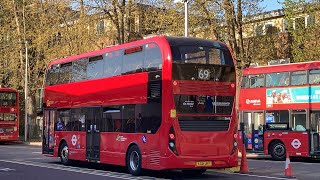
[239,61,320,160]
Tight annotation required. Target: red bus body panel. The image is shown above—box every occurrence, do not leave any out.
[45,73,148,108]
[264,131,309,157]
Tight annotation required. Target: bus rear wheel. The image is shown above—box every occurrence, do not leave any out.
[182,169,207,177]
[60,141,72,166]
[270,141,286,161]
[126,145,142,176]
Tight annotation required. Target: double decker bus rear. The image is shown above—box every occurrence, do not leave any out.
[166,37,238,170]
[0,88,19,142]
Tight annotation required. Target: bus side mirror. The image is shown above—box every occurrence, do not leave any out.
[36,88,44,114]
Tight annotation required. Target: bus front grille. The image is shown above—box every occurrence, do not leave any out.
[178,120,230,131]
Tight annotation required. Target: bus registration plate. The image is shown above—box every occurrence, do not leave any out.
[195,161,212,167]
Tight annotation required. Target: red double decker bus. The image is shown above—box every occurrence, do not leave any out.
[40,36,238,175]
[239,61,320,160]
[0,88,19,142]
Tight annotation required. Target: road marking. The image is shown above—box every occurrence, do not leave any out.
[249,159,318,165]
[0,160,167,180]
[13,157,44,161]
[0,146,39,150]
[0,167,15,172]
[31,152,42,154]
[210,171,297,180]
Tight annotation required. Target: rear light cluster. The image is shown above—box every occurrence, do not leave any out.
[169,127,178,156]
[230,127,238,155]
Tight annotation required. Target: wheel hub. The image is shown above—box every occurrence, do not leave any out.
[61,146,69,161]
[274,144,285,157]
[129,151,139,171]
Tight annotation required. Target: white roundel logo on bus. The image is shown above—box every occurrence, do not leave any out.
[230,83,235,88]
[10,108,15,112]
[173,81,177,86]
[291,139,301,149]
[71,135,77,146]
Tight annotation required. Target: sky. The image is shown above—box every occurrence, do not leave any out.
[260,0,284,11]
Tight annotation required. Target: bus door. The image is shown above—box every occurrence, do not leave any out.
[252,112,264,152]
[42,109,56,155]
[86,107,101,161]
[310,111,320,155]
[242,111,264,151]
[242,112,253,150]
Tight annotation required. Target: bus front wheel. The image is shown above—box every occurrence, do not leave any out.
[270,141,286,161]
[60,141,72,166]
[126,145,142,176]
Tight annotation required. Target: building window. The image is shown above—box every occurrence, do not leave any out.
[290,14,315,30]
[255,22,276,36]
[97,19,105,34]
[255,24,264,36]
[283,19,289,32]
[294,16,306,30]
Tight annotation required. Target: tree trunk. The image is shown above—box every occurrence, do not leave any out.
[223,0,239,58]
[121,0,126,43]
[236,0,245,65]
[12,0,24,89]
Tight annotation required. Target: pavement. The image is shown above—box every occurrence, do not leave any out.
[240,152,271,159]
[25,141,42,146]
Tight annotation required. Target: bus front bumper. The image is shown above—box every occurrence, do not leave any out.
[158,150,238,170]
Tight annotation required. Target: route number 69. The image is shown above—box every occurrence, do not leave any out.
[198,69,210,80]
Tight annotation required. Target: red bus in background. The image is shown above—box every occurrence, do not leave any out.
[40,36,238,176]
[239,61,320,160]
[0,88,19,142]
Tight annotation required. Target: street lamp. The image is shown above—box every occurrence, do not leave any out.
[24,40,28,142]
[183,0,188,37]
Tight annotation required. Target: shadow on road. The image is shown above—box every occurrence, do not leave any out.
[48,161,224,180]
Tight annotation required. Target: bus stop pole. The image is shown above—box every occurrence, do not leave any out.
[24,41,28,142]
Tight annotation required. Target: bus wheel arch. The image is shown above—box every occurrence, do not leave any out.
[126,143,142,176]
[269,139,286,161]
[58,139,67,157]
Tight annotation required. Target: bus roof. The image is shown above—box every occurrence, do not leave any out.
[243,61,320,75]
[0,88,18,93]
[48,36,229,68]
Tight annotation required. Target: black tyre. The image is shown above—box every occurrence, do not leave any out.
[270,141,286,161]
[60,141,72,166]
[126,145,142,176]
[182,169,207,177]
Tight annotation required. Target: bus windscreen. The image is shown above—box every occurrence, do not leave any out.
[0,92,17,106]
[171,46,235,82]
